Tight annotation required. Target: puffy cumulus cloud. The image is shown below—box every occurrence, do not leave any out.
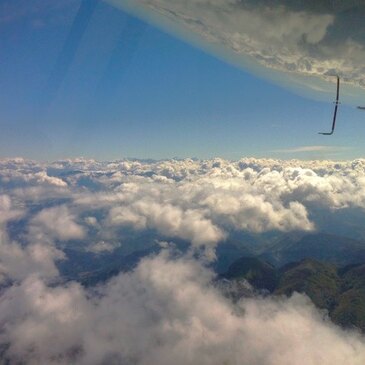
[0,195,63,283]
[0,158,67,188]
[0,159,70,206]
[107,202,225,259]
[29,205,85,242]
[71,158,318,250]
[1,251,365,365]
[0,194,23,225]
[2,158,365,363]
[4,157,365,259]
[0,240,64,284]
[33,171,68,187]
[109,0,365,88]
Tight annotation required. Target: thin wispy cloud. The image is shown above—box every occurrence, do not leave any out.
[271,145,350,154]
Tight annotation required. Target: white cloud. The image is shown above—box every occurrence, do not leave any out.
[2,158,365,363]
[0,195,63,283]
[0,240,64,284]
[4,157,365,259]
[30,205,85,242]
[0,251,365,364]
[34,171,67,187]
[271,145,347,153]
[107,202,225,258]
[0,194,24,225]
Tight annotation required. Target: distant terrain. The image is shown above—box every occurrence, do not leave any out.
[221,256,365,332]
[57,232,365,332]
[259,232,365,267]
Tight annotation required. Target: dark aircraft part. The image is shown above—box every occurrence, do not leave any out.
[357,106,365,110]
[318,76,340,136]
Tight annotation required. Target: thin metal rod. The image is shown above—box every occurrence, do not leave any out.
[319,76,340,136]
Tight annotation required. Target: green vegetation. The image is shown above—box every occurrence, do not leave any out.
[223,257,365,332]
[275,259,340,310]
[224,257,278,291]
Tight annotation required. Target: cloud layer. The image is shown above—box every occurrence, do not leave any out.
[2,250,365,365]
[1,157,365,364]
[3,156,365,259]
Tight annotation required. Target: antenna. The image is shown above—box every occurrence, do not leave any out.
[318,76,340,136]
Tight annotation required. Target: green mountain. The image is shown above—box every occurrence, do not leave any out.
[222,256,365,332]
[224,256,278,291]
[332,264,365,330]
[275,259,340,310]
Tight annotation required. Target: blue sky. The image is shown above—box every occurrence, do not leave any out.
[1,0,365,161]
